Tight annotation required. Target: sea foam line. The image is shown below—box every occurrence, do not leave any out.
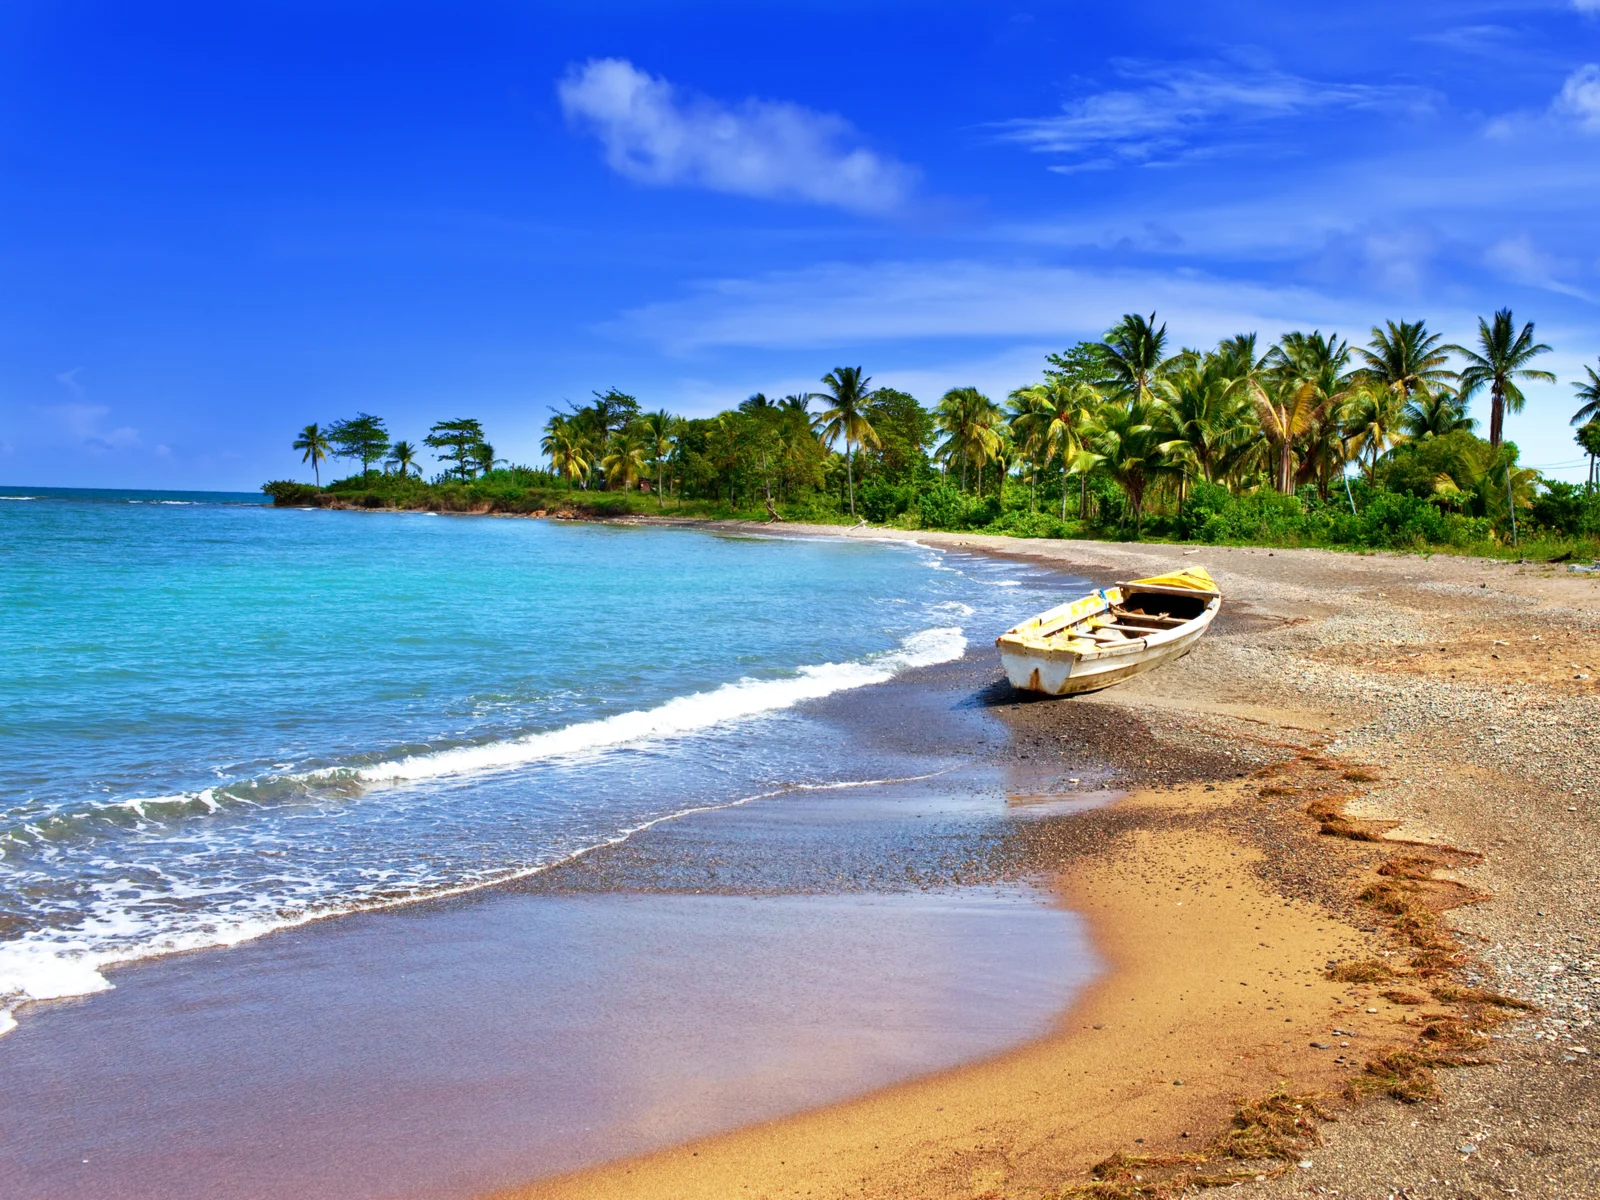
[0,625,968,1034]
[56,625,966,828]
[0,768,953,1038]
[347,624,966,786]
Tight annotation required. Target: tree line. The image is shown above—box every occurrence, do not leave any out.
[282,305,1600,544]
[292,415,501,486]
[531,307,1599,528]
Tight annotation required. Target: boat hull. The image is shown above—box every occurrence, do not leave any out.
[999,615,1212,695]
[994,567,1221,697]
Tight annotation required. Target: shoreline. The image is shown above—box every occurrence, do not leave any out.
[493,523,1600,1199]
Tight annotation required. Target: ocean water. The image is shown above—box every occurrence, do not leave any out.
[0,490,1071,1034]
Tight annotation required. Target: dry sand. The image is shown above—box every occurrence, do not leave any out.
[498,527,1600,1200]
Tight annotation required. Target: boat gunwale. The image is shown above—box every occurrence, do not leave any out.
[994,584,1220,665]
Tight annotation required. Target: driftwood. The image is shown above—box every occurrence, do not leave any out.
[764,498,786,523]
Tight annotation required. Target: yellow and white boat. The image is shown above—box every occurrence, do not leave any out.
[995,567,1221,696]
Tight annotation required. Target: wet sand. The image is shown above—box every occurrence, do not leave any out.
[501,522,1600,1200]
[12,527,1599,1199]
[0,646,1109,1200]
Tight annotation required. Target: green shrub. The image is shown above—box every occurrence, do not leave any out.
[261,480,321,506]
[1531,480,1600,538]
[983,510,1070,539]
[917,484,992,529]
[1177,482,1306,543]
[858,479,914,524]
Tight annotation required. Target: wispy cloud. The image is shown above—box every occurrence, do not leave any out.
[1415,25,1519,55]
[994,60,1433,169]
[55,367,85,396]
[1484,232,1590,298]
[43,402,142,451]
[557,58,916,214]
[608,259,1436,355]
[1554,63,1600,131]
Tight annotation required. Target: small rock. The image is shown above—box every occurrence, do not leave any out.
[1311,1042,1331,1049]
[1298,1160,1314,1170]
[1458,1142,1478,1154]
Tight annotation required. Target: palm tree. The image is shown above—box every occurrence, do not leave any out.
[811,367,880,517]
[1572,359,1600,428]
[1343,384,1407,483]
[1080,399,1171,536]
[639,409,678,505]
[470,441,501,478]
[1447,309,1555,449]
[1008,378,1099,518]
[1100,312,1173,405]
[1251,332,1355,494]
[1577,420,1600,492]
[385,440,420,477]
[601,430,647,490]
[934,387,1002,494]
[1158,351,1255,498]
[292,423,330,486]
[1568,366,1600,489]
[1355,320,1456,405]
[1402,390,1475,439]
[541,414,591,490]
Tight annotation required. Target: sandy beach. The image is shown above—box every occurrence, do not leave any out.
[497,526,1600,1200]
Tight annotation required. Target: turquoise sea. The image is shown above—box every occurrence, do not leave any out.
[0,489,1071,1034]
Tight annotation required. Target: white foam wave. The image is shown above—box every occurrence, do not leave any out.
[353,625,966,786]
[79,626,967,840]
[0,767,953,1037]
[0,495,40,501]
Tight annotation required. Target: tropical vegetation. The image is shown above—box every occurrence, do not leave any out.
[265,310,1600,558]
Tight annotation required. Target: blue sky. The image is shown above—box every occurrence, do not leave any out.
[2,0,1598,489]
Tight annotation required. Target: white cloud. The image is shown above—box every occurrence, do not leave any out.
[1415,25,1519,55]
[608,259,1442,355]
[55,367,85,396]
[995,61,1432,168]
[1554,63,1600,131]
[557,58,916,214]
[1483,232,1589,298]
[42,402,142,451]
[1575,0,1600,13]
[664,345,1062,417]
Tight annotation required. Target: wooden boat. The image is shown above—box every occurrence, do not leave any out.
[995,567,1221,696]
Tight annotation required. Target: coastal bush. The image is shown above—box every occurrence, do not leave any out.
[262,480,321,506]
[1329,492,1494,549]
[916,484,994,530]
[1530,480,1600,538]
[1176,482,1307,544]
[857,479,914,524]
[982,509,1071,539]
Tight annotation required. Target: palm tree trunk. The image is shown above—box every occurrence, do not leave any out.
[1490,384,1505,450]
[1061,463,1068,520]
[846,438,856,516]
